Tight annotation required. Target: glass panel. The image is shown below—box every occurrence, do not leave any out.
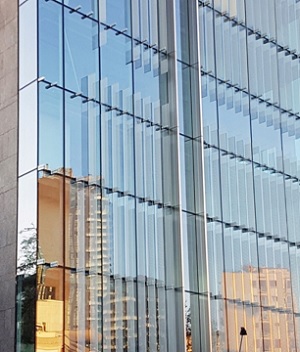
[282,105,300,252]
[166,289,185,351]
[202,76,218,145]
[178,62,192,136]
[185,292,203,352]
[17,172,37,269]
[218,88,251,159]
[164,207,182,287]
[16,171,37,352]
[103,193,136,279]
[101,110,134,194]
[199,6,215,77]
[247,38,279,104]
[65,0,98,19]
[65,177,88,270]
[39,0,63,85]
[65,8,99,99]
[39,84,63,172]
[65,92,100,178]
[147,279,157,351]
[198,2,300,351]
[135,122,162,201]
[204,146,221,220]
[19,82,37,176]
[136,201,146,278]
[210,297,226,352]
[180,136,195,213]
[65,259,102,349]
[133,41,160,125]
[19,0,37,88]
[207,221,223,297]
[125,279,137,351]
[137,278,146,351]
[66,267,137,350]
[100,24,132,114]
[100,0,131,33]
[38,171,64,265]
[36,268,64,352]
[16,270,36,352]
[182,212,197,292]
[176,0,190,63]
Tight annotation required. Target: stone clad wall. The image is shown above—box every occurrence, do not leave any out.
[0,1,18,351]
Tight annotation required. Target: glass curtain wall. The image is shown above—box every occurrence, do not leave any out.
[18,0,300,351]
[17,0,189,351]
[176,0,212,351]
[199,0,300,351]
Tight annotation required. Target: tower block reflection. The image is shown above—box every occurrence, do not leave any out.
[36,169,166,351]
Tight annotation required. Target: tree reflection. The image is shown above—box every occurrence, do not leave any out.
[185,302,192,352]
[17,274,36,349]
[17,225,37,274]
[16,226,37,351]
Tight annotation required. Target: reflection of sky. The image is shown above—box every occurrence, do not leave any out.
[101,28,132,97]
[20,0,37,88]
[218,90,251,156]
[65,10,99,96]
[39,84,100,178]
[65,94,100,178]
[203,83,300,174]
[65,0,96,18]
[39,1,62,85]
[101,0,130,32]
[203,86,296,275]
[39,86,63,171]
[39,1,162,181]
[19,83,37,176]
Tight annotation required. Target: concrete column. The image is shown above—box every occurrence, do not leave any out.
[0,1,18,351]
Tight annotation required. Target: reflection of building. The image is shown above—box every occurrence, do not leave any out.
[2,0,300,351]
[36,299,63,352]
[223,267,296,352]
[36,170,164,351]
[36,170,105,351]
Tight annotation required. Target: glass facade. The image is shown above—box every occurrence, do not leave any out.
[200,0,300,351]
[15,0,300,351]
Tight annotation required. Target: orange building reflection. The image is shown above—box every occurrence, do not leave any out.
[223,266,297,352]
[36,169,141,351]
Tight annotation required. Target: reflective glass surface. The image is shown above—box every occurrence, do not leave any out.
[16,171,37,352]
[39,0,63,85]
[17,0,300,351]
[199,0,300,350]
[19,82,37,176]
[65,0,97,19]
[39,85,63,171]
[18,0,185,351]
[65,9,99,98]
[19,0,37,88]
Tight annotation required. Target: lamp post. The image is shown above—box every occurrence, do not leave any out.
[238,327,247,352]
